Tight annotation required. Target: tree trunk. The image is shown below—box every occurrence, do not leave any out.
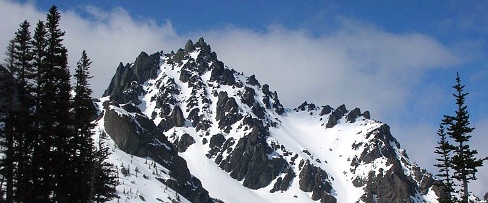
[462,177,468,203]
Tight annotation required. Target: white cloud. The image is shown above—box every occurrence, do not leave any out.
[61,5,184,97]
[0,1,44,41]
[204,21,460,120]
[0,0,184,97]
[469,118,488,197]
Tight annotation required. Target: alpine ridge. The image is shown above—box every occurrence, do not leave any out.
[96,38,442,203]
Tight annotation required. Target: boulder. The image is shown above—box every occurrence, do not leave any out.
[247,75,260,86]
[319,105,333,116]
[175,133,195,153]
[362,111,371,119]
[170,105,185,127]
[241,87,256,107]
[346,107,361,123]
[209,133,226,149]
[326,113,338,128]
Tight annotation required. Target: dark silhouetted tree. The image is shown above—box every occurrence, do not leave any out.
[43,6,75,202]
[72,50,97,202]
[442,73,485,203]
[30,19,52,202]
[434,124,456,203]
[12,20,36,203]
[1,40,16,203]
[91,138,118,202]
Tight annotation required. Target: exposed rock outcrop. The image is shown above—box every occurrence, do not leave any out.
[299,160,333,202]
[103,102,211,202]
[219,119,288,189]
[346,107,361,123]
[103,51,161,97]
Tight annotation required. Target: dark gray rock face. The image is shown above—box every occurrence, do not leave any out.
[216,91,241,133]
[326,113,339,129]
[110,81,144,105]
[319,105,333,116]
[102,103,212,203]
[361,165,416,203]
[175,133,195,153]
[209,133,226,149]
[362,111,371,119]
[272,93,285,115]
[103,51,161,97]
[188,108,201,127]
[252,102,266,119]
[247,75,260,86]
[219,120,288,190]
[336,104,347,115]
[351,124,437,203]
[185,39,195,52]
[346,107,361,123]
[158,105,186,132]
[104,104,154,155]
[326,104,349,128]
[299,160,333,202]
[170,105,185,127]
[320,194,337,203]
[241,87,256,107]
[295,101,317,112]
[270,169,296,193]
[174,49,185,64]
[210,61,236,85]
[260,84,284,115]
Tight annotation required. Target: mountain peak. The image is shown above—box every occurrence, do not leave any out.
[97,39,441,203]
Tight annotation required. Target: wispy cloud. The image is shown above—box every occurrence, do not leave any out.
[204,20,460,118]
[0,0,184,96]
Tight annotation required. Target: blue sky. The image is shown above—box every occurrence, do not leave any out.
[1,0,488,196]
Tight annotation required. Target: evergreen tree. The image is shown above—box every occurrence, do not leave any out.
[30,19,52,202]
[43,6,74,202]
[92,138,118,202]
[11,20,35,203]
[442,73,485,203]
[1,40,16,203]
[72,50,97,202]
[1,5,117,202]
[434,124,456,203]
[1,20,36,203]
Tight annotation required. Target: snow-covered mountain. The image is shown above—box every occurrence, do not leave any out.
[96,38,442,203]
